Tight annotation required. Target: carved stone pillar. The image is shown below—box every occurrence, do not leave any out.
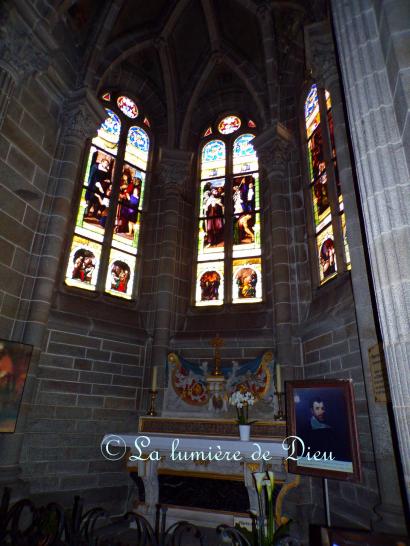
[0,88,105,494]
[151,148,193,390]
[252,124,296,367]
[323,8,410,523]
[0,5,50,130]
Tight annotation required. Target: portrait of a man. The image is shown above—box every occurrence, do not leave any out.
[286,380,361,481]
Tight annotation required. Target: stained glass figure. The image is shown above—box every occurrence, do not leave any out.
[218,115,241,135]
[248,120,256,128]
[143,117,151,127]
[201,140,226,179]
[101,92,111,102]
[105,249,135,299]
[125,126,150,170]
[311,172,330,228]
[75,146,115,241]
[233,134,258,174]
[112,163,143,254]
[198,178,225,257]
[93,109,121,154]
[196,261,224,306]
[232,257,262,303]
[117,96,138,118]
[317,227,337,283]
[203,127,212,137]
[307,125,325,182]
[65,235,101,290]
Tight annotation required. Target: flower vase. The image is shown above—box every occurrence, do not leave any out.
[239,424,250,441]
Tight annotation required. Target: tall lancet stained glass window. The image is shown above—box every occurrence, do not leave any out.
[195,115,262,306]
[304,84,350,285]
[65,92,151,300]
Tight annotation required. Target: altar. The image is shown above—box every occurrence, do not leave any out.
[102,341,296,528]
[102,421,295,528]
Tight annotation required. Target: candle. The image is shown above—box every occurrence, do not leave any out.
[276,364,282,392]
[151,366,158,391]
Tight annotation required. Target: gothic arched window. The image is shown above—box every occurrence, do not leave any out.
[65,92,151,300]
[304,84,350,285]
[195,115,262,306]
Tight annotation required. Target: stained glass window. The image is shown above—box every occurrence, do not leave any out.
[117,96,138,118]
[218,115,241,135]
[195,115,262,305]
[304,84,350,284]
[66,92,151,300]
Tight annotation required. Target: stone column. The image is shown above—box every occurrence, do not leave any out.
[331,0,410,508]
[253,125,299,368]
[305,19,406,532]
[0,5,49,130]
[0,88,104,494]
[150,148,193,391]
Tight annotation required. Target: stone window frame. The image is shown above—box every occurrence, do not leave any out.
[193,112,264,307]
[301,82,350,288]
[63,91,153,302]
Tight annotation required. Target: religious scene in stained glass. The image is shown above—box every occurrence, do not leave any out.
[65,235,101,290]
[195,261,224,306]
[105,248,135,300]
[232,174,261,256]
[125,126,150,170]
[111,163,144,254]
[311,172,330,229]
[305,84,320,139]
[233,134,258,174]
[307,126,325,183]
[94,109,121,154]
[201,140,226,179]
[232,257,262,303]
[218,115,241,135]
[117,96,138,119]
[76,146,115,242]
[198,178,225,260]
[317,226,337,283]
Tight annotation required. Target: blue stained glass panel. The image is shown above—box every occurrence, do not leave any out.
[305,84,318,121]
[100,109,121,142]
[128,126,149,152]
[233,134,256,157]
[202,140,225,162]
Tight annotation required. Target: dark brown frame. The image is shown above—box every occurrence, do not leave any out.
[0,340,32,433]
[285,379,361,481]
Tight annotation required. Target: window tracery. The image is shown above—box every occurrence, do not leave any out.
[195,114,262,306]
[304,84,350,285]
[65,92,151,300]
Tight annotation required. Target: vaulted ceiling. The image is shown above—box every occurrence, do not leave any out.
[51,0,328,146]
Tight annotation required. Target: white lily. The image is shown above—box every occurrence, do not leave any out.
[253,472,266,495]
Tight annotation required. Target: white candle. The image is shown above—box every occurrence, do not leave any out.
[276,364,282,392]
[151,366,158,391]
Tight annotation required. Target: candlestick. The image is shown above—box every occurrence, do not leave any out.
[151,366,158,391]
[275,364,281,392]
[274,391,285,421]
[147,390,158,416]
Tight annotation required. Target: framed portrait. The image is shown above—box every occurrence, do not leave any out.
[285,379,361,481]
[0,340,32,433]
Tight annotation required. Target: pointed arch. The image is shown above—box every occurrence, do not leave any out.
[180,51,267,149]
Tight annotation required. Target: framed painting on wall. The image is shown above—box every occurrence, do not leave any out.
[0,340,32,433]
[285,379,361,481]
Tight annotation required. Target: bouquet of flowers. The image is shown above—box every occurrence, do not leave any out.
[229,390,255,424]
